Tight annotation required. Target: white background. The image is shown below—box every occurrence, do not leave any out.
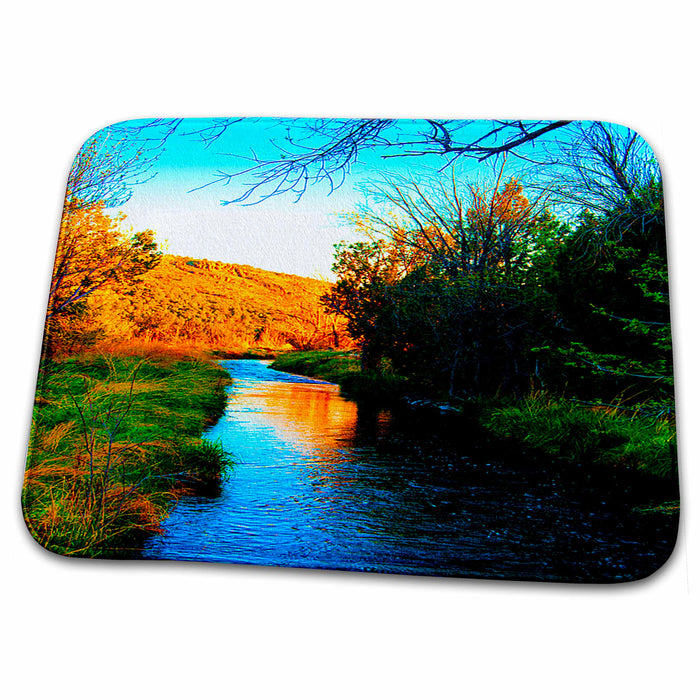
[2,2,697,698]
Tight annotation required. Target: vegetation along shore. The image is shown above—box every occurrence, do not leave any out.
[272,349,678,511]
[23,352,231,557]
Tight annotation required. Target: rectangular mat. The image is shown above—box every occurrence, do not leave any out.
[23,118,679,581]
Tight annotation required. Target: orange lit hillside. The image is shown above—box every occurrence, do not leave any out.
[90,255,352,353]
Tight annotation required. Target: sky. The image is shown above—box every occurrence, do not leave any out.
[93,118,494,279]
[113,174,362,280]
[88,118,654,280]
[96,118,400,279]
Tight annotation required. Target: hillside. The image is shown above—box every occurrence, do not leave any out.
[85,254,351,354]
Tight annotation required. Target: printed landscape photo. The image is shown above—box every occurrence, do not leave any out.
[23,118,679,581]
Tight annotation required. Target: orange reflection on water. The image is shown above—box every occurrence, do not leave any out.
[232,381,359,453]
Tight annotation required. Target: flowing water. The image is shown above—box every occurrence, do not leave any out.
[142,359,676,581]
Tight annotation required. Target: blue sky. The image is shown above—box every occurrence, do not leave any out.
[97,119,387,278]
[94,118,501,279]
[93,117,644,279]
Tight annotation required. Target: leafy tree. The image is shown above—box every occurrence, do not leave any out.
[45,203,160,355]
[322,240,405,369]
[533,180,672,403]
[375,270,547,396]
[48,203,159,319]
[325,173,567,396]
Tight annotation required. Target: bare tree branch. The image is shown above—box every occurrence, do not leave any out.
[536,121,661,216]
[190,118,573,204]
[66,120,182,210]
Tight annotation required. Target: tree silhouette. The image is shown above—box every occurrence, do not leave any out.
[195,118,572,203]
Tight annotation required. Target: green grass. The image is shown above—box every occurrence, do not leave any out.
[482,392,678,479]
[270,350,361,382]
[270,350,410,401]
[23,352,233,557]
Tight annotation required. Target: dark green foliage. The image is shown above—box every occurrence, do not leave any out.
[324,175,676,486]
[530,181,671,401]
[325,210,567,398]
[371,269,556,397]
[322,240,402,370]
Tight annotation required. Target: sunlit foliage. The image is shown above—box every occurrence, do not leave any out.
[49,203,159,319]
[44,202,160,356]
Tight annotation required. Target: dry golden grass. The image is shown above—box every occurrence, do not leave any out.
[39,422,77,452]
[29,478,169,557]
[82,254,351,355]
[93,338,212,361]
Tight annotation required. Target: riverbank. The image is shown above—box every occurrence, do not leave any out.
[23,351,232,557]
[271,350,679,507]
[271,350,411,400]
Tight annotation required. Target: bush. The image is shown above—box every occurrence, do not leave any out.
[271,350,410,402]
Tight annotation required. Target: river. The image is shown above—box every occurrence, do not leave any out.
[142,359,676,581]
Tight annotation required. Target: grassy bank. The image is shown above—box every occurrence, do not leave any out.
[482,393,677,480]
[271,351,678,499]
[271,350,410,400]
[23,352,232,557]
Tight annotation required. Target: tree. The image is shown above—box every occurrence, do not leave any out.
[191,118,574,203]
[66,119,248,210]
[67,119,657,217]
[48,203,159,319]
[44,202,160,356]
[322,239,405,369]
[374,269,550,396]
[537,121,662,220]
[349,167,553,279]
[65,123,164,211]
[532,180,672,402]
[325,172,566,395]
